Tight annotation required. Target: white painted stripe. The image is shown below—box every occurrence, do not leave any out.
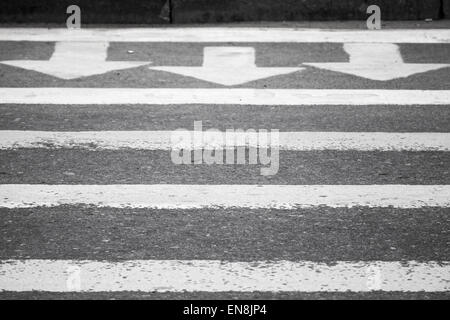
[0,185,449,209]
[0,88,449,105]
[0,260,448,292]
[1,131,450,151]
[0,28,449,43]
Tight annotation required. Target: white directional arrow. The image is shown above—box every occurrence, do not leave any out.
[304,43,450,81]
[0,42,150,80]
[150,47,303,86]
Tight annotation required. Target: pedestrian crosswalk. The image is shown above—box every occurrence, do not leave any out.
[0,27,449,298]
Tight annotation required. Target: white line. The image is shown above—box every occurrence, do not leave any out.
[0,185,449,209]
[0,28,449,43]
[1,131,450,151]
[0,260,448,292]
[0,88,449,105]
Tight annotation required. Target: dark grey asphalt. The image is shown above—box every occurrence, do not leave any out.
[0,150,449,184]
[0,291,449,300]
[1,105,450,132]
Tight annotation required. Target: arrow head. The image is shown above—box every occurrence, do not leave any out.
[149,47,303,86]
[0,42,151,80]
[304,43,450,81]
[304,62,450,81]
[1,60,150,80]
[150,66,303,86]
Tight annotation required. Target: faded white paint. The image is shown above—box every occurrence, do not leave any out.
[1,130,450,151]
[0,184,449,209]
[151,47,302,85]
[0,28,448,43]
[0,42,150,79]
[305,43,450,81]
[0,260,448,292]
[0,88,449,105]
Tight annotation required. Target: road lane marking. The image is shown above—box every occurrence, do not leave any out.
[1,131,450,151]
[0,184,449,209]
[150,47,302,85]
[0,42,150,79]
[1,88,449,105]
[0,28,449,43]
[305,43,450,81]
[0,260,448,292]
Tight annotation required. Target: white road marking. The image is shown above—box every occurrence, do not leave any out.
[0,28,448,43]
[0,184,449,209]
[0,260,448,292]
[305,43,450,81]
[1,88,449,105]
[1,131,450,151]
[151,47,302,85]
[0,42,150,79]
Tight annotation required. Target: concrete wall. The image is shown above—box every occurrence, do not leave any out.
[444,0,450,18]
[0,0,169,24]
[172,0,443,23]
[0,0,446,24]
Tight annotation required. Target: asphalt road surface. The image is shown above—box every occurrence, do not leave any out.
[0,23,449,300]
